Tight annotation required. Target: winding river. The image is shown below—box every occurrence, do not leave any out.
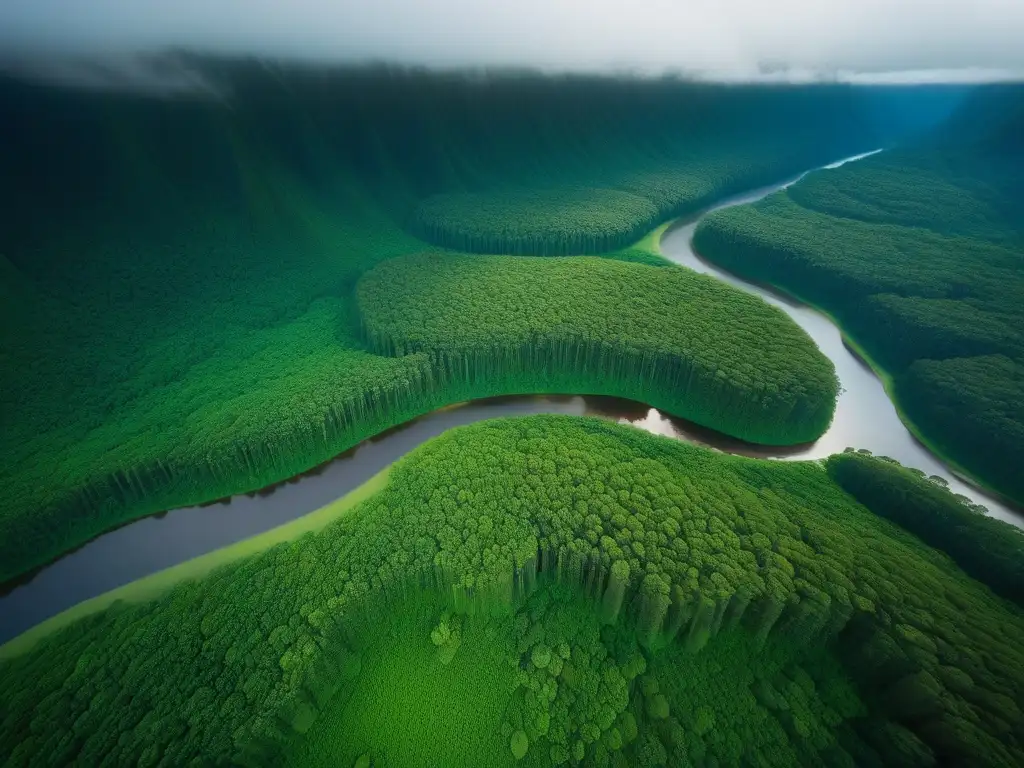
[2,151,1020,645]
[659,152,1023,526]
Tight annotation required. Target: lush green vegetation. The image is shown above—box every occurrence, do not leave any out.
[291,592,522,768]
[827,451,1024,608]
[3,416,1023,766]
[411,187,662,256]
[0,469,391,661]
[291,584,867,767]
[3,67,952,581]
[693,85,1024,504]
[358,253,838,444]
[407,143,853,256]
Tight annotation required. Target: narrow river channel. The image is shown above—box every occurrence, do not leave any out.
[2,151,1020,645]
[658,151,1022,528]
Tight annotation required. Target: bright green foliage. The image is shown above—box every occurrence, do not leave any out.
[430,612,464,665]
[531,643,553,669]
[293,582,869,768]
[292,594,519,768]
[411,187,661,256]
[2,416,1023,765]
[0,69,926,581]
[647,694,670,720]
[644,630,866,765]
[508,585,638,764]
[900,354,1024,500]
[601,560,630,625]
[827,451,1024,606]
[408,134,963,258]
[511,730,530,761]
[693,85,1024,503]
[358,253,838,444]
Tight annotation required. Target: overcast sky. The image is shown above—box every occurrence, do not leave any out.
[1,0,1023,83]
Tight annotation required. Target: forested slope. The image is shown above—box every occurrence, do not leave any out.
[2,416,1022,766]
[0,64,957,581]
[357,253,838,444]
[693,84,1024,504]
[827,450,1024,606]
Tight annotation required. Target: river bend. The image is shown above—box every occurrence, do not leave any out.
[2,151,1019,645]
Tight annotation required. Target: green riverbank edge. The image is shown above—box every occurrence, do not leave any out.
[0,210,859,659]
[669,233,1021,512]
[0,219,758,658]
[0,226,686,588]
[0,214,852,657]
[8,204,1008,659]
[0,468,392,661]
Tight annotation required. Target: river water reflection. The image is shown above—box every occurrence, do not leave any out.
[0,393,780,643]
[658,152,1022,527]
[3,151,1020,646]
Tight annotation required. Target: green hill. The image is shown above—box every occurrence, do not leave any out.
[357,253,838,443]
[2,416,1022,766]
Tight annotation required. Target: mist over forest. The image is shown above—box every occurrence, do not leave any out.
[1,3,1023,768]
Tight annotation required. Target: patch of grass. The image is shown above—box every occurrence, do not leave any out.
[291,594,518,768]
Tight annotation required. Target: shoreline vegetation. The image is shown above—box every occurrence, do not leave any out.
[693,203,1024,507]
[1,323,837,586]
[15,401,1020,664]
[356,252,839,444]
[7,69,935,584]
[10,147,1017,604]
[2,416,1023,765]
[692,89,1024,506]
[0,468,391,661]
[0,178,846,604]
[680,237,1023,513]
[826,451,1024,608]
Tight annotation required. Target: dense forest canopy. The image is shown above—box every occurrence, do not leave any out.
[2,416,1023,766]
[694,84,1024,504]
[4,62,1022,767]
[0,64,959,580]
[357,253,838,444]
[826,450,1024,607]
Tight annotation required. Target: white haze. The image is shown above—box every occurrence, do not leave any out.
[0,0,1023,85]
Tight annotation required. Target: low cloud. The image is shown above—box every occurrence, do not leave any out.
[0,53,226,96]
[0,0,1022,85]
